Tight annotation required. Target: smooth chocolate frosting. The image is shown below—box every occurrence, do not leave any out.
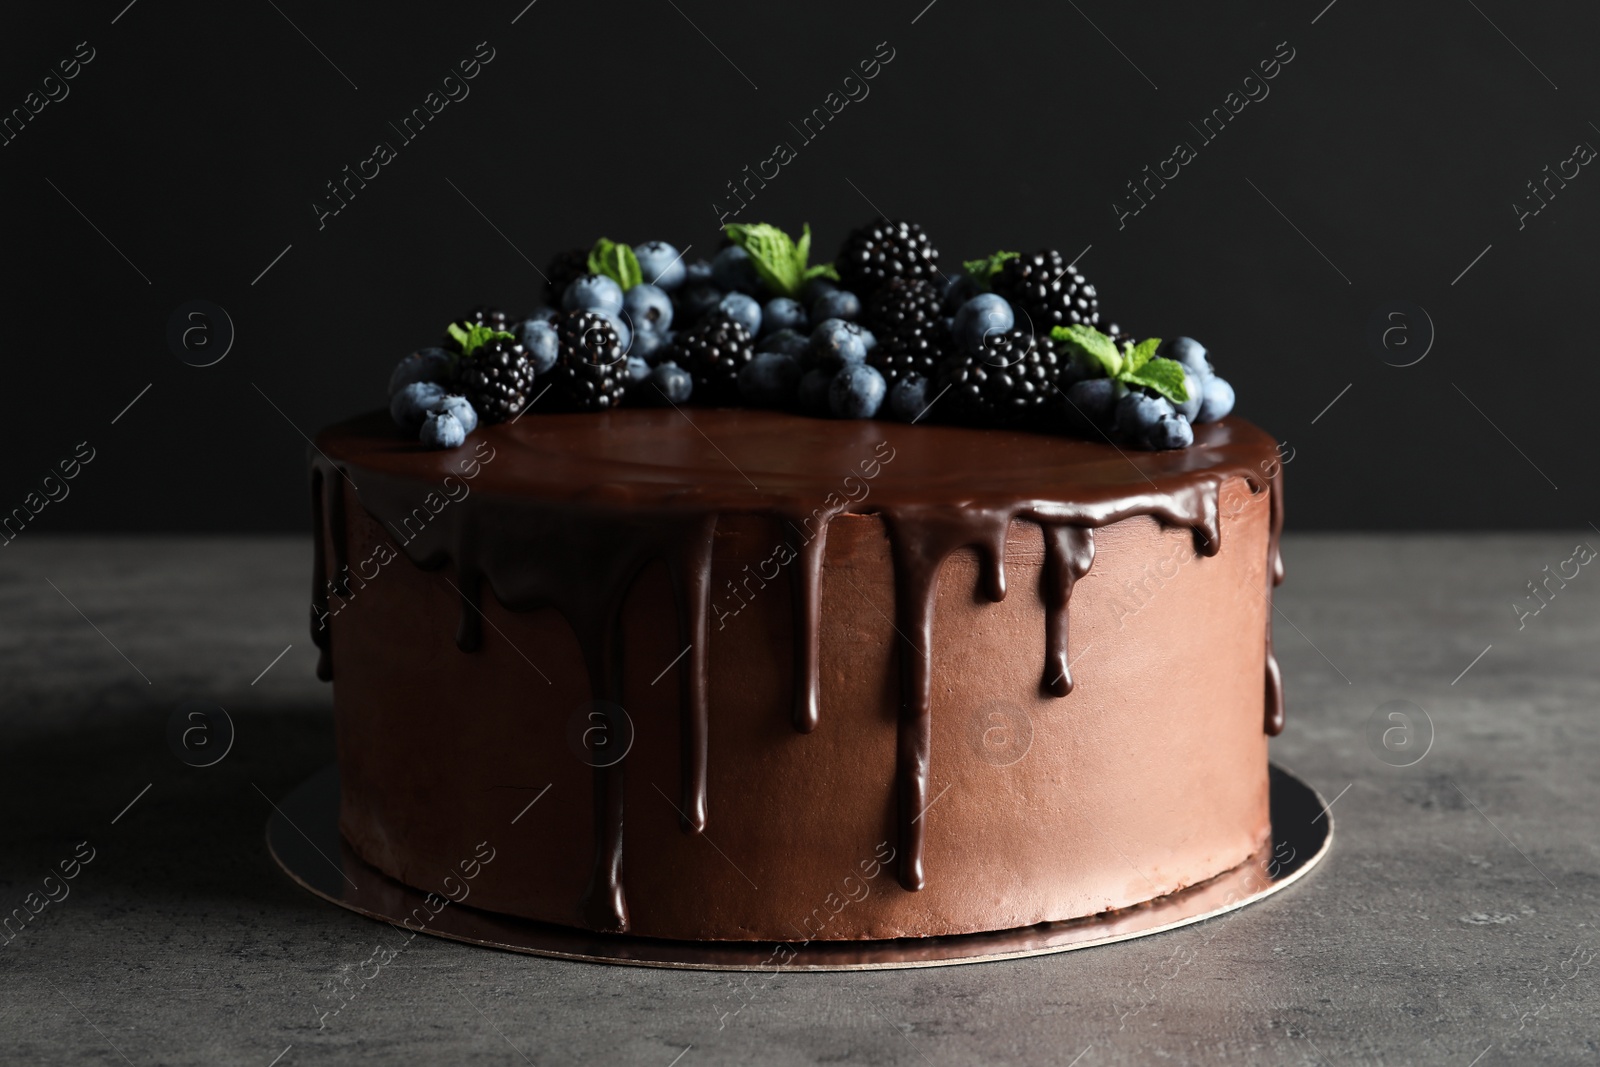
[311,409,1285,936]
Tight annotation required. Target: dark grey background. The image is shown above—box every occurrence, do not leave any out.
[4,0,1592,532]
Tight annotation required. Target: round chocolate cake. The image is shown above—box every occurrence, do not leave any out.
[309,408,1285,942]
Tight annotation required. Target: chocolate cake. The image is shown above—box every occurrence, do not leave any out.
[308,221,1286,943]
[310,408,1284,941]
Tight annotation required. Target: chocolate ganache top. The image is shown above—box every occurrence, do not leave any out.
[318,407,1279,516]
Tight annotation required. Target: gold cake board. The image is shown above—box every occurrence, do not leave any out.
[267,763,1330,971]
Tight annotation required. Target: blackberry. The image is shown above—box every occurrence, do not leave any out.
[458,338,535,423]
[991,249,1100,333]
[550,310,627,412]
[469,305,512,333]
[864,277,952,386]
[669,312,754,404]
[543,248,591,306]
[936,328,1065,426]
[835,219,941,295]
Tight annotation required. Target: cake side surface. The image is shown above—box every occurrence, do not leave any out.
[314,408,1284,940]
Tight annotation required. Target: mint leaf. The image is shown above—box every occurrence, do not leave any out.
[451,322,514,359]
[795,223,812,277]
[962,250,1019,286]
[1121,356,1190,404]
[725,222,831,298]
[1051,324,1122,377]
[1123,337,1161,374]
[588,238,643,291]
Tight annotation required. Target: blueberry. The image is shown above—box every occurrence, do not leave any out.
[1064,378,1117,429]
[677,283,723,321]
[684,259,714,285]
[652,360,693,404]
[859,327,877,352]
[828,363,887,419]
[419,410,466,449]
[428,393,478,434]
[953,294,1015,355]
[625,355,652,386]
[757,327,809,358]
[762,297,808,336]
[1058,346,1098,388]
[718,291,762,337]
[388,347,454,397]
[624,283,674,334]
[391,381,447,431]
[563,275,624,316]
[1146,413,1194,450]
[886,372,930,422]
[1174,365,1204,422]
[943,274,980,314]
[798,368,834,415]
[631,327,673,363]
[738,351,802,407]
[517,320,560,375]
[634,241,685,290]
[809,319,870,371]
[1114,391,1175,439]
[1166,337,1211,374]
[712,245,761,293]
[801,276,838,306]
[810,288,861,322]
[1196,375,1235,423]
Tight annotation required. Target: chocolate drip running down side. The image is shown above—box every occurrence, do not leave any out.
[1264,463,1287,736]
[309,410,1286,929]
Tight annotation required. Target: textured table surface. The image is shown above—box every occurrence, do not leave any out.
[1,534,1596,1066]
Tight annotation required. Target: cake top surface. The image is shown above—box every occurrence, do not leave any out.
[320,408,1279,519]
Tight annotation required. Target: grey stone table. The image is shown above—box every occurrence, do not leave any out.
[1,534,1596,1066]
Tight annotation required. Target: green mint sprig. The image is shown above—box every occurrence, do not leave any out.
[447,322,515,359]
[723,222,838,299]
[588,237,643,291]
[1050,324,1190,405]
[962,250,1018,286]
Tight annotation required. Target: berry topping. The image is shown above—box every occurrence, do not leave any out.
[550,310,628,412]
[937,329,1064,426]
[991,249,1100,333]
[835,219,942,295]
[458,337,535,424]
[669,311,755,404]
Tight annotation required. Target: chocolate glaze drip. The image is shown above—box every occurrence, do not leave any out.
[1040,526,1096,697]
[309,410,1286,926]
[667,514,717,833]
[784,511,834,734]
[882,505,1013,892]
[1264,464,1287,736]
